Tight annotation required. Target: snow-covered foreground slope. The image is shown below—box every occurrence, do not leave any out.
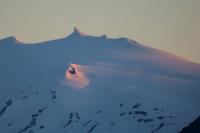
[0,28,200,133]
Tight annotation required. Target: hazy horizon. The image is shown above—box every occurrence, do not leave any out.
[0,0,200,63]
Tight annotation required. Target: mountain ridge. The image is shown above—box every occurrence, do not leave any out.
[0,28,198,66]
[0,28,200,133]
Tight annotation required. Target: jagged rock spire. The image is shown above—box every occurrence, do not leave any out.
[73,27,85,35]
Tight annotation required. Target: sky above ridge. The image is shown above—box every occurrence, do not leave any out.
[0,0,200,63]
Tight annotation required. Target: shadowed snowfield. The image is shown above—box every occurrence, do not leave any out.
[0,28,200,133]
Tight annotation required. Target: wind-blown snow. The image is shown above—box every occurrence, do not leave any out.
[0,28,200,133]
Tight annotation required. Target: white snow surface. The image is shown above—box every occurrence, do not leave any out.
[0,28,200,133]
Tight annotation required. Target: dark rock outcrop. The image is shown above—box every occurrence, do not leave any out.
[179,116,200,133]
[87,123,100,133]
[0,99,12,117]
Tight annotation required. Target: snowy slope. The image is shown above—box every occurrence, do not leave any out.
[0,28,200,133]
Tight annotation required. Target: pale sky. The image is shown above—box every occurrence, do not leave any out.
[0,0,200,63]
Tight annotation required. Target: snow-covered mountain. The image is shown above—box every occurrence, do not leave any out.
[0,28,200,133]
